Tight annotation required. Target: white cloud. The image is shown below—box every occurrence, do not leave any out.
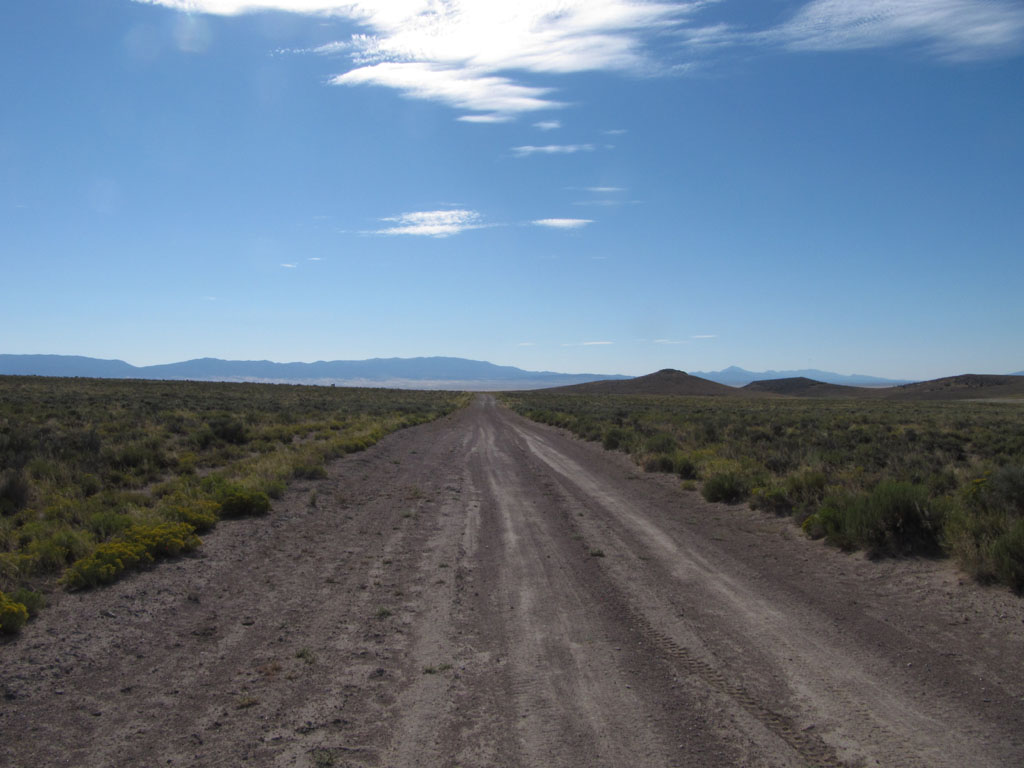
[517,341,536,346]
[308,256,323,260]
[457,113,512,123]
[586,186,625,193]
[534,120,562,130]
[584,340,614,345]
[374,209,482,237]
[512,143,596,157]
[692,333,717,339]
[771,0,1024,59]
[533,218,593,229]
[654,338,688,344]
[604,128,628,135]
[139,1,703,115]
[281,263,297,268]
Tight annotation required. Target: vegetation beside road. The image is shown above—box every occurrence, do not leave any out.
[0,376,467,632]
[500,392,1024,592]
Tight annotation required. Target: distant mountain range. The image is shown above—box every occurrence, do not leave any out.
[690,365,914,388]
[3,355,1019,392]
[0,354,629,391]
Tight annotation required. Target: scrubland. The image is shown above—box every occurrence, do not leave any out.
[501,392,1024,592]
[0,376,466,632]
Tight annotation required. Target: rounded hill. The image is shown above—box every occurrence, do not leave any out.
[537,369,745,396]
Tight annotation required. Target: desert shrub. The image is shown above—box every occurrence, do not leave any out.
[812,481,940,556]
[10,587,45,616]
[675,453,700,480]
[602,427,628,451]
[702,471,751,504]
[991,519,1024,593]
[0,591,29,634]
[61,522,200,590]
[985,464,1024,515]
[217,486,271,518]
[291,458,328,480]
[209,415,249,445]
[944,504,1006,583]
[644,453,676,473]
[750,484,792,515]
[645,432,677,455]
[164,499,219,532]
[87,510,133,540]
[0,469,32,515]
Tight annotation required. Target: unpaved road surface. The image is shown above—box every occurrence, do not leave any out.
[4,396,1024,767]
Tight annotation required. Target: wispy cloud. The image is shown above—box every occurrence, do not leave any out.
[517,341,536,347]
[308,257,323,261]
[534,120,562,130]
[692,333,717,339]
[532,218,593,229]
[769,0,1024,59]
[281,263,297,268]
[141,1,704,116]
[586,186,625,193]
[561,340,614,346]
[603,128,628,135]
[654,338,688,344]
[512,143,596,157]
[373,209,483,237]
[457,113,512,124]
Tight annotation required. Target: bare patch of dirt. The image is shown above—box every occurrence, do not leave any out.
[3,396,1023,767]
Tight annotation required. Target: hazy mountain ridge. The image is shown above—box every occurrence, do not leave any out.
[0,354,629,391]
[692,365,914,387]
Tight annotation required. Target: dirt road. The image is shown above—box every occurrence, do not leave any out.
[4,395,1024,767]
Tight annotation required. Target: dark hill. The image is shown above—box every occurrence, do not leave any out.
[742,377,880,398]
[885,374,1024,401]
[540,369,746,396]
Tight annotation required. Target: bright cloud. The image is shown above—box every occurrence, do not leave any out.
[692,333,717,339]
[532,218,593,229]
[512,144,596,157]
[374,209,482,237]
[457,114,512,124]
[586,186,625,193]
[534,120,562,130]
[771,0,1024,59]
[583,340,614,345]
[280,263,297,268]
[139,1,702,116]
[654,338,688,344]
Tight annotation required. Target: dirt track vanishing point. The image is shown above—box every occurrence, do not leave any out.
[3,395,1023,767]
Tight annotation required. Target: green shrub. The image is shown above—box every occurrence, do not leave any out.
[217,487,271,518]
[0,469,31,515]
[291,460,328,480]
[602,427,628,451]
[61,522,200,590]
[750,484,792,515]
[87,510,133,540]
[645,432,677,454]
[991,519,1024,593]
[0,591,29,634]
[813,481,940,556]
[702,472,750,504]
[164,499,219,532]
[10,587,45,616]
[674,454,699,480]
[643,454,676,473]
[209,415,249,445]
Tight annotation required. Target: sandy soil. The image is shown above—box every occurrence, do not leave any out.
[3,395,1023,767]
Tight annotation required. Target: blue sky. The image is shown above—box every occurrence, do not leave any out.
[3,0,1022,379]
